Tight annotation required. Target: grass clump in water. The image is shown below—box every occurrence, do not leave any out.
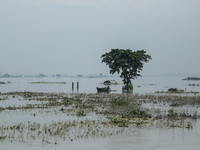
[107,116,128,127]
[121,109,151,119]
[111,97,128,105]
[62,97,73,105]
[76,110,86,116]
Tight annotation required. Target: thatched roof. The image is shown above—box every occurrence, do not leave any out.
[103,80,117,84]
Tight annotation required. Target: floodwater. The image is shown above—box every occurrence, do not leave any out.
[0,76,200,150]
[0,76,200,94]
[1,120,200,150]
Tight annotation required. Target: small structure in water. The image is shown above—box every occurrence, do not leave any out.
[103,80,117,85]
[183,77,200,80]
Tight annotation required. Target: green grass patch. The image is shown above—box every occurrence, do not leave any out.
[121,109,151,118]
[111,97,128,105]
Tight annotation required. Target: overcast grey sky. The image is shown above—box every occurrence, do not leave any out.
[0,0,200,76]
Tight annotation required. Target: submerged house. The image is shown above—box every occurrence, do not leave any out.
[103,80,117,85]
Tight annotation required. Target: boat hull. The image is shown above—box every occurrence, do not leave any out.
[96,87,110,93]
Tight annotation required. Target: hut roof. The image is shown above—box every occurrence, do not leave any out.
[103,80,117,84]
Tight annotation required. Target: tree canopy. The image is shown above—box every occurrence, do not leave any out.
[101,49,152,92]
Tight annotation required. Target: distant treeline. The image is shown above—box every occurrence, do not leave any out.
[29,82,66,84]
[186,83,200,86]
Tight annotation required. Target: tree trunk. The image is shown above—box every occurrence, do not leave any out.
[126,82,129,92]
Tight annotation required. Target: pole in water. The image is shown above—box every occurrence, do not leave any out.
[72,82,74,90]
[77,82,79,90]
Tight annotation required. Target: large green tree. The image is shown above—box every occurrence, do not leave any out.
[101,49,152,92]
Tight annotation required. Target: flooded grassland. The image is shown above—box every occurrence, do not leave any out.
[0,91,200,148]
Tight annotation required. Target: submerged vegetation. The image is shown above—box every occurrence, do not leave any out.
[121,109,151,119]
[0,91,200,144]
[185,83,200,86]
[0,82,6,84]
[155,90,199,94]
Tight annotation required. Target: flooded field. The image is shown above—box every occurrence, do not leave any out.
[0,76,200,94]
[0,76,200,149]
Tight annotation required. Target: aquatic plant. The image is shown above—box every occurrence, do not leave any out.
[76,110,86,116]
[121,109,151,119]
[62,97,73,106]
[107,116,128,127]
[167,109,178,118]
[0,91,199,145]
[185,122,193,129]
[170,103,180,107]
[111,97,128,105]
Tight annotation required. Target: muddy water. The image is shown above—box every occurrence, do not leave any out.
[1,76,200,149]
[0,76,200,94]
[1,120,199,150]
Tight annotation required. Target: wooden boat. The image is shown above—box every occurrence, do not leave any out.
[96,86,110,92]
[168,88,178,92]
